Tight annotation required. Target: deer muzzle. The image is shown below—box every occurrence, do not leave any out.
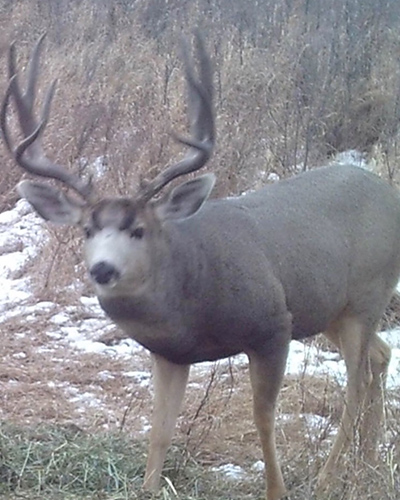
[89,261,121,286]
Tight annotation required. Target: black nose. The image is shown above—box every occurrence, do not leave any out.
[90,261,120,285]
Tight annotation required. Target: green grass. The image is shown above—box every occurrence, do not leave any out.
[0,422,144,498]
[1,419,399,499]
[2,422,399,500]
[0,422,263,500]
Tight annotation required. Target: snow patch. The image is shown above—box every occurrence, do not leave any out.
[212,463,248,481]
[332,149,369,169]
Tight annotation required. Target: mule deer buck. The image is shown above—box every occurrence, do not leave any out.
[2,34,399,500]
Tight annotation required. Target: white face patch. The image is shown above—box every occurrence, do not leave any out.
[84,227,148,295]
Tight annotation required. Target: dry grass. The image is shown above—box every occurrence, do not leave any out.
[0,377,399,500]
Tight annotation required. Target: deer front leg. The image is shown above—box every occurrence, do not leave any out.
[143,353,190,492]
[248,341,289,500]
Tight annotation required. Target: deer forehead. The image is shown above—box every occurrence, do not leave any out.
[91,198,140,230]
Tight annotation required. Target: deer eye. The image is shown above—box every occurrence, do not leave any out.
[84,225,94,239]
[131,226,145,239]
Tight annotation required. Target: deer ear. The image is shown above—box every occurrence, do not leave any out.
[156,174,215,221]
[17,180,83,225]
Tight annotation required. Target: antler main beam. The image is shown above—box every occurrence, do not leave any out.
[137,33,215,204]
[1,35,91,199]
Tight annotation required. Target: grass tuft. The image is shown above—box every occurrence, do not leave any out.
[0,422,264,500]
[0,422,144,498]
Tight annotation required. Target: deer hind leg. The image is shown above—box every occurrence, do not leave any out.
[248,341,289,500]
[360,333,391,462]
[317,315,390,489]
[143,353,190,492]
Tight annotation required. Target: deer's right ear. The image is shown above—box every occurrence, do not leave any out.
[17,180,83,225]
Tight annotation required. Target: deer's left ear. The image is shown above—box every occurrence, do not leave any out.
[18,180,83,225]
[156,174,215,221]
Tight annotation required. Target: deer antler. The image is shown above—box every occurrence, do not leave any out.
[137,32,215,204]
[1,34,92,199]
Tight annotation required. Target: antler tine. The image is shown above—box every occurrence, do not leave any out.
[25,33,45,110]
[8,33,45,136]
[138,32,215,204]
[1,36,92,199]
[1,75,16,155]
[184,33,214,145]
